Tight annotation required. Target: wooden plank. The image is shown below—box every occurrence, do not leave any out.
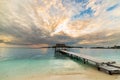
[99,65,120,71]
[98,64,120,74]
[108,64,120,68]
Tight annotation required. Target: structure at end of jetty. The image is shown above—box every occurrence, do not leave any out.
[54,44,69,53]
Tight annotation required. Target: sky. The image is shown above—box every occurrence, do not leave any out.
[0,0,120,48]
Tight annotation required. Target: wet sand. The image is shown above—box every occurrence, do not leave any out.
[12,68,120,80]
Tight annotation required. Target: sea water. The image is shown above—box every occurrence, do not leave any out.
[0,48,120,80]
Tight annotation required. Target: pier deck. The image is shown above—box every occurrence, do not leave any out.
[60,50,114,64]
[98,65,120,74]
[108,64,120,68]
[59,50,120,75]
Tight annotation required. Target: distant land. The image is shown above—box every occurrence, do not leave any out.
[40,45,120,49]
[0,46,119,49]
[90,45,120,49]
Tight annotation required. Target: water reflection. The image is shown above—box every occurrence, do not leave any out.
[54,51,68,59]
[0,48,120,62]
[0,48,54,60]
[0,48,10,59]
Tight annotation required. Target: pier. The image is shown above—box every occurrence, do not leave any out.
[59,50,115,64]
[59,50,120,75]
[54,44,120,75]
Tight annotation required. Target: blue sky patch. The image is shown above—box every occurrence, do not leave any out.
[94,0,102,5]
[107,4,119,11]
[72,7,95,20]
[75,0,89,3]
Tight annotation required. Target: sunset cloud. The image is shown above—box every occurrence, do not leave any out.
[0,0,120,47]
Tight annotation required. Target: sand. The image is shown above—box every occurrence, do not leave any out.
[11,68,120,80]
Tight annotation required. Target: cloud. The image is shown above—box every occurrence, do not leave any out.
[0,0,120,47]
[0,40,4,43]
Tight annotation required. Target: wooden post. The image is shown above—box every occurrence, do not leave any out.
[108,71,112,75]
[83,59,86,64]
[55,47,56,53]
[97,67,101,71]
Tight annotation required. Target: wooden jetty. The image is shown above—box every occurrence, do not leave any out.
[98,65,120,75]
[59,50,120,75]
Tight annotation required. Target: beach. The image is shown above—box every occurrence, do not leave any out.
[7,68,120,80]
[0,48,120,80]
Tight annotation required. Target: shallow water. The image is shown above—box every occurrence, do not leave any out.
[0,48,120,80]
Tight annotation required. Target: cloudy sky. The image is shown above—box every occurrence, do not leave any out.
[0,0,120,48]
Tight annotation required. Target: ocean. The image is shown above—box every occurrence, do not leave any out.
[0,48,120,80]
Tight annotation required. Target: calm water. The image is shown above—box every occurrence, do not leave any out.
[0,48,120,80]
